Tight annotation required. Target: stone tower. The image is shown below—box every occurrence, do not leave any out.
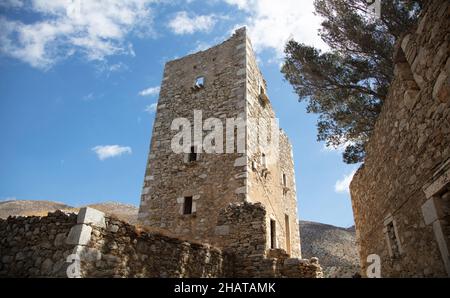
[138,27,301,258]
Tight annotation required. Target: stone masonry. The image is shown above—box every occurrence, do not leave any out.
[350,0,449,277]
[138,27,301,259]
[0,29,320,279]
[0,208,322,277]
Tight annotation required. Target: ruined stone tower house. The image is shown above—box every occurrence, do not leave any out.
[138,27,301,258]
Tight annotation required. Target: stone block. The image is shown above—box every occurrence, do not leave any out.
[433,71,449,102]
[54,233,67,247]
[234,186,247,194]
[77,207,106,228]
[422,197,439,225]
[107,224,119,233]
[215,225,230,236]
[66,224,92,245]
[234,156,247,167]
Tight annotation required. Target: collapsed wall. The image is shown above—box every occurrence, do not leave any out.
[0,205,322,278]
[350,0,449,277]
[214,202,322,278]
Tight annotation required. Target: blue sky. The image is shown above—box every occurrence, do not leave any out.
[0,0,358,227]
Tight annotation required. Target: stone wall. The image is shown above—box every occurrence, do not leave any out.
[245,33,301,258]
[350,0,450,277]
[214,202,321,278]
[0,209,227,278]
[0,207,321,278]
[79,217,228,278]
[0,211,77,277]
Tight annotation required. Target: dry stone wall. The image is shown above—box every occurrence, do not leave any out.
[0,209,228,278]
[0,207,321,278]
[350,0,450,277]
[79,216,228,278]
[0,211,77,277]
[214,202,321,278]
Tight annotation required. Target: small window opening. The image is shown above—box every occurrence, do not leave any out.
[386,221,400,258]
[183,196,193,215]
[261,153,267,168]
[282,173,287,187]
[285,214,291,255]
[189,146,197,162]
[270,219,276,249]
[195,76,205,88]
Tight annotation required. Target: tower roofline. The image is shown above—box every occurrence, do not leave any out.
[165,27,248,65]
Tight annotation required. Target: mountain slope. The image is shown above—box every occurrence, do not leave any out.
[0,200,75,218]
[300,220,360,277]
[0,200,139,224]
[87,201,138,224]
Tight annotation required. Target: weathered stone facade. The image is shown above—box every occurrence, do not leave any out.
[138,27,301,258]
[0,208,321,278]
[0,29,320,278]
[350,0,450,277]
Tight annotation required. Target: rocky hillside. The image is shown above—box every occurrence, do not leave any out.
[86,202,139,224]
[300,220,360,277]
[0,200,139,224]
[0,200,75,219]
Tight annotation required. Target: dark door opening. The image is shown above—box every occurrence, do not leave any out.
[183,196,193,215]
[270,219,276,249]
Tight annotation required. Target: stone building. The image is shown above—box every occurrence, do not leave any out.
[138,27,301,258]
[0,28,322,279]
[350,0,449,277]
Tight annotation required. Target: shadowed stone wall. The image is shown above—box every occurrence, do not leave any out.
[350,0,450,277]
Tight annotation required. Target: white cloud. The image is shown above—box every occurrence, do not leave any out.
[224,0,328,58]
[82,93,94,102]
[144,103,158,113]
[0,0,24,8]
[92,145,132,161]
[0,0,157,69]
[192,41,213,53]
[139,86,160,97]
[224,0,250,10]
[335,170,357,194]
[1,197,17,201]
[168,11,216,35]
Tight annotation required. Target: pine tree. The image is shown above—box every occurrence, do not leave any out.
[282,0,422,163]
